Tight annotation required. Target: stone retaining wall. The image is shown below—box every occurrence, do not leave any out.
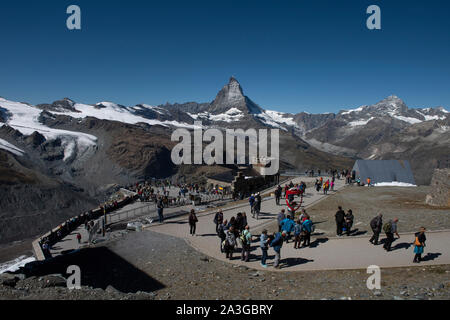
[426,169,450,207]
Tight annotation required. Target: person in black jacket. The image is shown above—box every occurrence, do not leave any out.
[413,227,426,263]
[275,186,282,205]
[189,209,198,236]
[344,209,354,236]
[369,213,383,245]
[213,209,224,234]
[218,219,228,252]
[335,206,345,236]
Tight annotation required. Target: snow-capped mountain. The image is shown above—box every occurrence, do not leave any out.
[1,77,448,243]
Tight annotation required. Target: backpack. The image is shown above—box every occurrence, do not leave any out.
[383,222,392,233]
[240,232,248,245]
[226,232,236,246]
[414,236,422,247]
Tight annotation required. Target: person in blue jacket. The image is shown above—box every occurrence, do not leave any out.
[301,214,313,247]
[270,231,286,269]
[281,215,295,243]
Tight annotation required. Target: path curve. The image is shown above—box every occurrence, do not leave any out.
[147,177,450,271]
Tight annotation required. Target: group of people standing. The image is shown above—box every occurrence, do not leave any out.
[315,176,335,194]
[334,206,354,236]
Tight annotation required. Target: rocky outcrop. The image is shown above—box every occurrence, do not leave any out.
[426,169,450,207]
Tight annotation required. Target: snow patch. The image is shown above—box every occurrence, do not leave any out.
[348,117,374,127]
[0,99,98,158]
[0,138,24,156]
[0,255,36,274]
[392,115,422,124]
[341,106,365,115]
[374,182,417,187]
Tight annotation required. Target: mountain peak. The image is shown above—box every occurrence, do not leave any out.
[206,77,264,115]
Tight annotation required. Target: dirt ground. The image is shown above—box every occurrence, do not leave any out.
[1,230,449,300]
[262,185,450,237]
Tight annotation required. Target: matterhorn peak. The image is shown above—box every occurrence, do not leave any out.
[207,77,264,115]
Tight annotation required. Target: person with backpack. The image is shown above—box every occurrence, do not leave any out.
[335,206,345,236]
[383,218,400,251]
[224,226,236,260]
[323,180,330,195]
[293,219,303,249]
[260,229,269,268]
[413,227,427,263]
[270,231,286,269]
[344,209,354,236]
[240,225,252,262]
[213,209,224,234]
[189,209,198,236]
[369,213,383,245]
[218,219,228,252]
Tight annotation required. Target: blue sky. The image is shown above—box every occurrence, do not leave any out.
[0,0,449,114]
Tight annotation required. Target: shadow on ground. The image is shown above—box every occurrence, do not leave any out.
[422,252,442,261]
[23,247,165,293]
[309,238,329,248]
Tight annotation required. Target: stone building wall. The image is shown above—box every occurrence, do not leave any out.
[425,169,450,207]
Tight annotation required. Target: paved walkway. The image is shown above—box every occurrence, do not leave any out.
[147,177,450,271]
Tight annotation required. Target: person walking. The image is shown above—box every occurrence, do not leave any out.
[277,209,286,232]
[275,186,282,205]
[270,231,286,269]
[413,227,427,263]
[383,218,400,252]
[260,229,269,268]
[189,209,198,236]
[344,209,354,236]
[213,209,224,234]
[369,213,383,245]
[335,206,345,236]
